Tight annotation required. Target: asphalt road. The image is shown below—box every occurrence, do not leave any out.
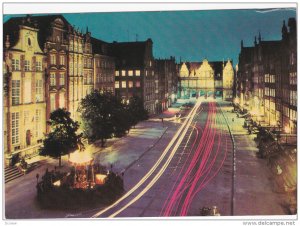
[91,99,234,218]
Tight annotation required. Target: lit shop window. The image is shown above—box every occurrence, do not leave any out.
[128,70,133,76]
[122,70,126,76]
[115,71,119,76]
[135,70,140,76]
[115,81,120,89]
[121,81,126,88]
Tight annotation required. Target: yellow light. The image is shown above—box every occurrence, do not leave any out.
[53,180,61,187]
[285,126,291,133]
[234,98,239,104]
[95,174,107,185]
[69,150,93,165]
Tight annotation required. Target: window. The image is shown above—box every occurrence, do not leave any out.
[289,72,297,85]
[50,94,56,112]
[136,81,141,88]
[115,81,119,89]
[121,81,126,88]
[36,61,42,71]
[129,81,133,88]
[12,80,20,105]
[69,62,73,75]
[115,71,119,76]
[60,55,65,65]
[35,80,43,102]
[50,55,56,65]
[24,60,30,71]
[59,73,65,86]
[24,111,29,125]
[84,58,87,68]
[59,93,65,108]
[122,70,126,76]
[290,90,297,106]
[145,70,148,76]
[12,59,20,71]
[35,109,41,138]
[11,112,20,145]
[24,78,31,103]
[128,70,133,76]
[135,70,140,76]
[50,73,56,86]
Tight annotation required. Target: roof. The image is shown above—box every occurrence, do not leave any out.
[4,14,71,50]
[91,37,110,55]
[108,39,152,68]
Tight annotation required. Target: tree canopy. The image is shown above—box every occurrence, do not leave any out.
[79,91,148,147]
[39,108,80,166]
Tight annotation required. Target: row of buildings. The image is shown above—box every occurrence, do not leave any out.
[3,14,179,163]
[235,18,297,135]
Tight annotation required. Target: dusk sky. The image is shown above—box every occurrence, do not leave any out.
[4,8,296,65]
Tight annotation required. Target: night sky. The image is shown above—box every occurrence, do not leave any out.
[3,8,296,65]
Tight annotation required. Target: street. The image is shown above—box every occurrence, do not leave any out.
[4,99,290,219]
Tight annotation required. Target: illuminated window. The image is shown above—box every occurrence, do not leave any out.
[59,93,65,108]
[12,80,20,105]
[129,81,133,88]
[135,70,140,76]
[121,81,126,88]
[12,59,20,71]
[36,61,42,71]
[122,70,126,76]
[50,73,56,86]
[35,80,43,102]
[115,71,119,76]
[115,81,119,88]
[50,55,56,65]
[59,73,65,86]
[11,112,20,145]
[35,109,41,138]
[60,55,65,65]
[50,94,56,112]
[136,81,141,88]
[128,70,133,76]
[24,60,30,71]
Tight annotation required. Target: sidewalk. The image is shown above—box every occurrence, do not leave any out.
[221,102,289,215]
[4,109,181,219]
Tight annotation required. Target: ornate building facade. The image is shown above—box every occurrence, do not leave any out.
[3,17,47,161]
[178,59,234,100]
[236,18,297,134]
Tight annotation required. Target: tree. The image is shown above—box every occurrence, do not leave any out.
[39,108,79,167]
[127,96,149,128]
[80,91,117,147]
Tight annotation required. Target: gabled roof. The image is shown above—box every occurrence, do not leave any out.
[4,14,71,50]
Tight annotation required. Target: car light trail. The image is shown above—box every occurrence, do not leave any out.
[108,99,202,218]
[92,99,202,218]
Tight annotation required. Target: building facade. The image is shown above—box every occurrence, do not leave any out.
[236,17,297,134]
[178,59,234,100]
[109,39,156,115]
[3,17,47,162]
